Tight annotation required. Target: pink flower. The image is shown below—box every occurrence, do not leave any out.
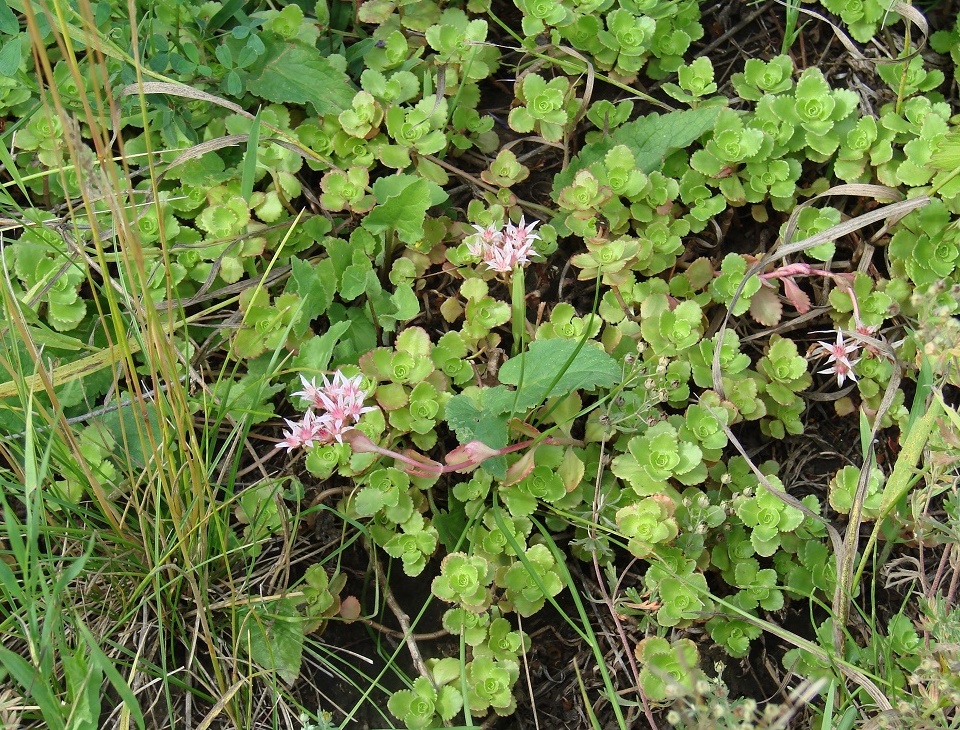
[466,224,503,258]
[294,372,375,426]
[814,330,860,387]
[277,410,334,451]
[281,370,376,450]
[504,216,540,250]
[292,374,325,407]
[465,217,540,273]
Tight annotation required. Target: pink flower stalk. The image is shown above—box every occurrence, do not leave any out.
[344,431,582,478]
[466,217,540,273]
[814,329,860,387]
[760,263,861,324]
[279,371,375,450]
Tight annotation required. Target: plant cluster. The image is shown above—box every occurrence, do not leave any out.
[4,0,960,728]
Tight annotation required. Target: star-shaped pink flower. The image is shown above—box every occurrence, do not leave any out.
[465,217,540,273]
[814,330,860,387]
[281,371,377,450]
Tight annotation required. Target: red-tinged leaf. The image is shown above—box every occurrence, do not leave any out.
[508,418,541,439]
[503,448,537,486]
[749,286,783,327]
[339,596,361,622]
[685,257,715,290]
[781,277,811,314]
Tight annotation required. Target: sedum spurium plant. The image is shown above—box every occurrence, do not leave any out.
[4,0,960,728]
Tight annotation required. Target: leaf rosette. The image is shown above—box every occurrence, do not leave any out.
[616,496,679,558]
[387,676,462,730]
[735,482,803,557]
[432,552,493,612]
[465,657,519,716]
[612,421,704,494]
[639,294,704,356]
[635,637,702,702]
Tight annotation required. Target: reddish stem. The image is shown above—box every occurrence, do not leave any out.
[343,430,581,478]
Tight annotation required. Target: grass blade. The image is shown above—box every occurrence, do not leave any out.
[240,109,261,204]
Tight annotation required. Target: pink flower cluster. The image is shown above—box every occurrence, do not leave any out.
[465,216,540,273]
[814,330,860,387]
[277,371,376,451]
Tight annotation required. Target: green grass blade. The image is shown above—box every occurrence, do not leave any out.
[0,645,66,730]
[489,496,628,728]
[76,621,146,730]
[0,133,30,200]
[240,108,261,204]
[206,0,247,34]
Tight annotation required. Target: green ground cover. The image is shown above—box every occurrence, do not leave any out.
[1,0,960,727]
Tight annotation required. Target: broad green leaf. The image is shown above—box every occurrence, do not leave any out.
[387,283,420,326]
[329,303,378,364]
[445,390,510,448]
[323,236,353,281]
[290,320,351,375]
[235,599,304,685]
[209,372,282,425]
[178,152,232,186]
[444,388,509,478]
[246,39,355,116]
[237,482,284,538]
[0,1,18,35]
[498,339,620,408]
[363,174,448,244]
[370,173,440,201]
[0,34,22,76]
[340,261,379,301]
[289,256,336,331]
[445,341,617,478]
[551,106,723,196]
[930,131,960,170]
[433,495,468,552]
[89,400,162,470]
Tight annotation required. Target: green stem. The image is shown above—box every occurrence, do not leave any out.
[895,21,912,117]
[510,265,526,357]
